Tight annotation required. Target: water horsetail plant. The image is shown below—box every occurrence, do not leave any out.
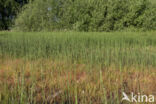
[0,31,156,104]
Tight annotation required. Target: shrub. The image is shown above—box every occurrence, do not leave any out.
[13,0,156,31]
[13,0,63,31]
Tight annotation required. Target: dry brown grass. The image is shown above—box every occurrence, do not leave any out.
[0,59,156,103]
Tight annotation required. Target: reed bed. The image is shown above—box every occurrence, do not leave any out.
[0,31,156,104]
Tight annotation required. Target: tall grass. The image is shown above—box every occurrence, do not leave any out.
[0,31,156,68]
[0,31,156,104]
[0,59,155,104]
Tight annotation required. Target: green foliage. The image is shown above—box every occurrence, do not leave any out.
[14,0,156,31]
[1,31,156,68]
[0,0,29,30]
[0,0,19,30]
[14,0,63,31]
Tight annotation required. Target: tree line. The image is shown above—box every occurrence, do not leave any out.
[1,0,156,31]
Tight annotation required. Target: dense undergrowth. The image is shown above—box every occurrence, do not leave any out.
[0,32,156,68]
[0,59,156,104]
[0,31,156,104]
